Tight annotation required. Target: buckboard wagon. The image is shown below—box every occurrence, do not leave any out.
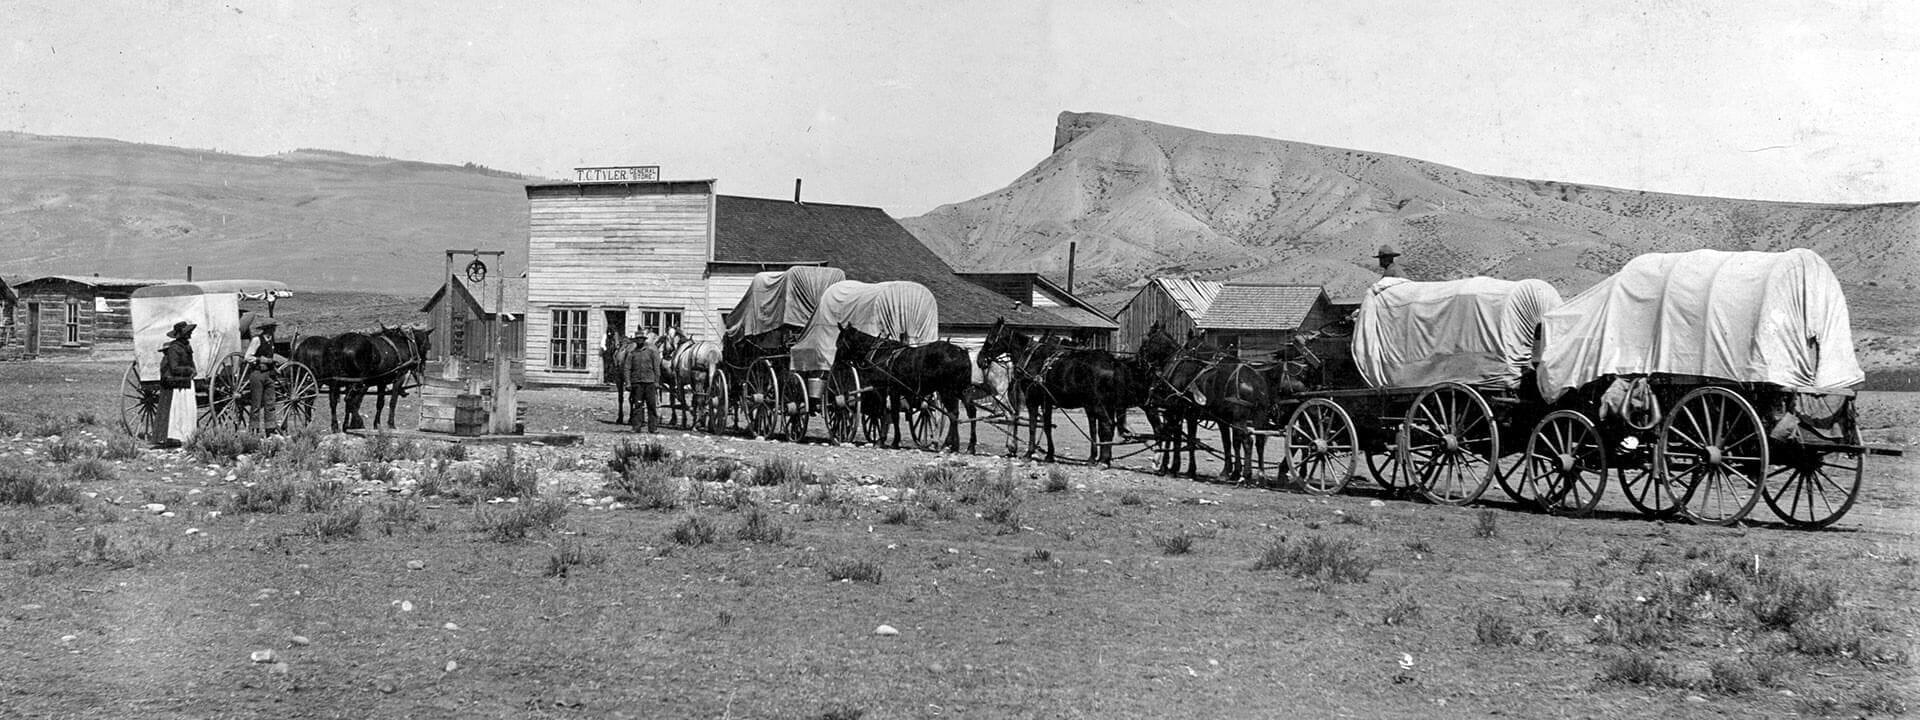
[120,280,318,439]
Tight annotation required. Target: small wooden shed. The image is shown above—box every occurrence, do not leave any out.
[421,275,528,363]
[956,272,1118,349]
[1112,278,1222,353]
[9,275,169,360]
[0,276,18,360]
[1192,284,1334,356]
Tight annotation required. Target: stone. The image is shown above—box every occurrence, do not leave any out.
[874,625,899,636]
[289,635,311,647]
[160,511,176,518]
[20,604,42,611]
[184,528,200,536]
[269,662,290,676]
[1369,500,1387,507]
[406,560,425,570]
[443,622,460,631]
[398,600,415,612]
[444,660,458,673]
[143,503,166,514]
[1684,695,1706,703]
[251,649,276,663]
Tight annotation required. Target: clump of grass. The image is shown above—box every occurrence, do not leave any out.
[1337,512,1369,527]
[99,435,142,461]
[736,506,791,544]
[188,425,262,465]
[1404,539,1433,554]
[473,447,538,500]
[1043,466,1071,493]
[0,465,61,506]
[81,526,175,568]
[1026,548,1054,564]
[357,462,396,485]
[1155,530,1196,556]
[614,464,683,510]
[669,514,717,546]
[300,480,347,513]
[691,457,746,484]
[360,433,425,463]
[1590,595,1681,647]
[825,558,884,584]
[1471,510,1498,539]
[306,505,364,541]
[1118,491,1144,506]
[47,437,101,463]
[1381,594,1422,626]
[880,505,914,525]
[31,414,73,438]
[65,458,117,483]
[72,411,97,426]
[1745,566,1838,630]
[1251,535,1374,584]
[227,481,298,514]
[754,457,814,487]
[1598,653,1676,686]
[607,439,671,476]
[898,463,975,493]
[1473,610,1524,646]
[471,498,569,542]
[545,539,604,578]
[433,442,469,462]
[373,499,430,535]
[812,705,866,720]
[1704,658,1755,694]
[923,494,958,521]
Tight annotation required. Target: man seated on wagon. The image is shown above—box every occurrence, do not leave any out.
[240,314,288,434]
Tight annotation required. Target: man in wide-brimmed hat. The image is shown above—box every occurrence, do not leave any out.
[154,320,198,448]
[243,317,286,434]
[1375,243,1405,279]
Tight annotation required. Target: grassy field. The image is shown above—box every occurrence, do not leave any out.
[0,359,1915,719]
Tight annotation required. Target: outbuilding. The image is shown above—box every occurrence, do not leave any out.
[1111,277,1222,353]
[420,275,527,363]
[8,275,168,360]
[0,276,17,360]
[956,272,1117,349]
[1191,284,1334,356]
[521,175,1083,386]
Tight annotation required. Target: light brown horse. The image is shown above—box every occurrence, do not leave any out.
[658,329,722,428]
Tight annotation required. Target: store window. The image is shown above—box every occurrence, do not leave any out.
[549,308,589,370]
[639,309,683,337]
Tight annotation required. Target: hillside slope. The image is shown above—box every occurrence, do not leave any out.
[902,112,1919,309]
[0,133,532,294]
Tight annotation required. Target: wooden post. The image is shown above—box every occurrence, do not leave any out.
[488,251,516,435]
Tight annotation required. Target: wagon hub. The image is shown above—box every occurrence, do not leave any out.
[1556,453,1577,473]
[1313,438,1330,453]
[1443,433,1460,452]
[1705,445,1724,466]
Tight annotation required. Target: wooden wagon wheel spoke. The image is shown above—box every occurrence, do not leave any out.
[1763,449,1862,529]
[119,361,162,441]
[1401,383,1498,506]
[1284,398,1356,496]
[1657,386,1765,526]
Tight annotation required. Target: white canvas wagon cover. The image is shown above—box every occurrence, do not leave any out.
[1537,249,1862,400]
[725,266,848,339]
[1353,276,1563,390]
[791,280,939,373]
[130,280,292,382]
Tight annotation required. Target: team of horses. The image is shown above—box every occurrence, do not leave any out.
[589,318,1326,483]
[291,324,432,432]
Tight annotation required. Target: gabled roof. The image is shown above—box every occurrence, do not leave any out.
[1195,284,1328,331]
[953,272,1117,330]
[421,276,528,317]
[18,275,171,289]
[713,195,1080,330]
[0,276,15,305]
[1144,278,1223,318]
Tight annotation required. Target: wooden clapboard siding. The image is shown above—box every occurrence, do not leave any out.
[524,181,715,386]
[1114,282,1199,353]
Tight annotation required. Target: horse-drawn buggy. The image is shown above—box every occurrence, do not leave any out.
[120,280,319,439]
[795,279,973,451]
[1274,248,1884,528]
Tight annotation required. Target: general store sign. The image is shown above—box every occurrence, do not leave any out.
[574,165,661,183]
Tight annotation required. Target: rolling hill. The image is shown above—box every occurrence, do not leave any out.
[901,112,1919,328]
[0,132,533,295]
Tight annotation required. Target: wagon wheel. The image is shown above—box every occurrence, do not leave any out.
[780,371,809,442]
[824,365,863,445]
[200,353,248,431]
[118,361,162,441]
[275,361,320,432]
[1364,446,1405,491]
[1283,398,1358,496]
[1515,410,1607,516]
[1763,446,1863,529]
[702,368,732,434]
[908,397,952,451]
[1657,386,1767,526]
[744,362,778,438]
[1397,382,1499,506]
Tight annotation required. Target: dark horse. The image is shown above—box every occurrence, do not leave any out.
[838,325,976,453]
[977,318,1136,465]
[292,324,431,432]
[1133,322,1197,476]
[1154,338,1272,483]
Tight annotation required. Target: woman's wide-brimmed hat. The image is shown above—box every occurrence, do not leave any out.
[167,321,197,339]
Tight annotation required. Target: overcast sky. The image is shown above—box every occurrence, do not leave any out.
[6,0,1916,216]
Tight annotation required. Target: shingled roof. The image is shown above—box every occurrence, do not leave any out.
[713,196,1079,330]
[421,276,528,318]
[1194,284,1327,331]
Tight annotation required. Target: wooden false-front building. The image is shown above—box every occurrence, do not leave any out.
[8,275,167,360]
[522,177,1085,386]
[1112,278,1223,353]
